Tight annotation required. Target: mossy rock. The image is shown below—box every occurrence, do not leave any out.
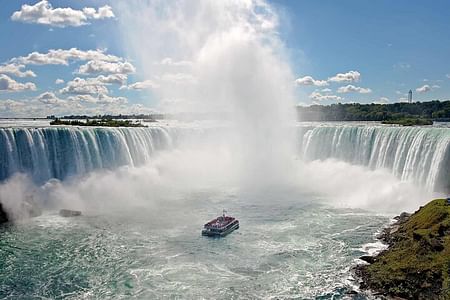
[358,199,450,299]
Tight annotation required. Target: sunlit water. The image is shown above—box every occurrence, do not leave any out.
[0,189,387,299]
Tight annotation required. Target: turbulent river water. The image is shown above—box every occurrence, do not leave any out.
[0,120,448,299]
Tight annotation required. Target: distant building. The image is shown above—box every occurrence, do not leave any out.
[408,90,413,103]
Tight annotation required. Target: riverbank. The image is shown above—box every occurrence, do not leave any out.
[355,199,450,299]
[50,118,147,127]
[381,117,433,126]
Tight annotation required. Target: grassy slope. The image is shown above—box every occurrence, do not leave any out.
[381,118,433,126]
[362,199,450,299]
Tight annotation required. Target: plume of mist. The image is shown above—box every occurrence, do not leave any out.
[116,0,297,187]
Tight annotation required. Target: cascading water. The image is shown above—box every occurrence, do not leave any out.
[298,124,450,193]
[1,123,448,194]
[0,127,175,183]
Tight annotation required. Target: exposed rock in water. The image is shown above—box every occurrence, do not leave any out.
[355,199,450,299]
[0,202,8,224]
[0,195,41,224]
[359,255,377,264]
[59,209,82,217]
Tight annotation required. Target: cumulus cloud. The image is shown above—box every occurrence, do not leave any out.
[328,70,361,83]
[0,64,36,78]
[337,84,372,94]
[36,92,64,104]
[0,99,26,111]
[77,60,136,75]
[55,79,64,84]
[67,94,127,105]
[309,91,342,102]
[416,84,431,93]
[12,48,121,66]
[295,76,328,87]
[95,74,128,85]
[11,0,114,28]
[59,77,109,95]
[123,80,159,90]
[0,74,36,92]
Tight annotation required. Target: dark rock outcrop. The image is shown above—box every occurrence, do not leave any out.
[0,202,8,224]
[355,199,450,299]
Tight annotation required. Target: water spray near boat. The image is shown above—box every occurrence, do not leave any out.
[202,210,239,237]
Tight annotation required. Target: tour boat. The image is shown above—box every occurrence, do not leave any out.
[202,210,239,237]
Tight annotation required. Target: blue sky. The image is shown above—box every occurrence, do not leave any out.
[0,0,449,117]
[273,0,450,104]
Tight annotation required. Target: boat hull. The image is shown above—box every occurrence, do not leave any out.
[202,222,239,237]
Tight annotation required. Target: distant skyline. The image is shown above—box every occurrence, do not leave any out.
[0,0,449,117]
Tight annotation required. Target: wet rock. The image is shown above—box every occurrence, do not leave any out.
[0,202,8,224]
[59,209,82,217]
[393,212,410,224]
[359,255,376,264]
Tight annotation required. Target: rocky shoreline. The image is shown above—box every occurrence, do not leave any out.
[354,199,450,299]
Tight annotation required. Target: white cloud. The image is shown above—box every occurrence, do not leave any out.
[123,80,159,90]
[337,84,372,94]
[36,92,64,104]
[95,74,128,85]
[328,71,361,83]
[432,84,441,89]
[68,94,127,105]
[83,6,115,20]
[446,74,450,79]
[373,97,389,104]
[59,77,109,95]
[0,74,36,92]
[59,75,126,95]
[416,84,431,93]
[309,91,342,102]
[321,88,332,93]
[295,76,328,87]
[77,60,136,75]
[0,64,36,77]
[12,48,121,66]
[55,78,64,84]
[0,99,26,111]
[11,0,114,28]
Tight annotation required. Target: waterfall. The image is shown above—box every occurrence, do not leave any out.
[1,124,449,193]
[0,127,175,183]
[298,124,450,192]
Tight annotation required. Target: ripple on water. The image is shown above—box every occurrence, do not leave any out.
[0,200,389,299]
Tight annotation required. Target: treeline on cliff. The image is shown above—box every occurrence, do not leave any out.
[297,100,450,122]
